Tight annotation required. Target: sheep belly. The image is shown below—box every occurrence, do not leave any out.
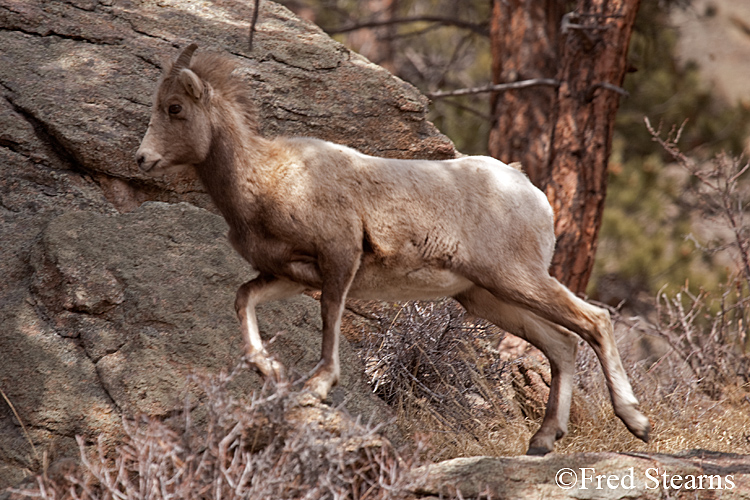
[347,264,472,301]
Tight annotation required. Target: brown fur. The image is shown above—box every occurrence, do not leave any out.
[136,44,651,455]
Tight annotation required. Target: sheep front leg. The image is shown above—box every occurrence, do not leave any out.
[235,275,305,381]
[304,253,361,400]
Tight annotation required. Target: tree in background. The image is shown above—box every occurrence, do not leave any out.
[488,0,641,294]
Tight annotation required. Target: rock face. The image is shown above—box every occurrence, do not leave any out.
[3,201,399,488]
[0,0,455,488]
[0,0,455,213]
[671,0,750,106]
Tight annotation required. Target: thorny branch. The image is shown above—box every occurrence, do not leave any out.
[645,117,750,284]
[248,0,261,51]
[426,78,627,100]
[645,117,750,396]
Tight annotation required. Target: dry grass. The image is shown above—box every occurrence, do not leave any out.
[558,321,750,455]
[9,293,747,499]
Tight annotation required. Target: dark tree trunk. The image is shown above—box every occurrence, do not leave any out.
[489,0,641,295]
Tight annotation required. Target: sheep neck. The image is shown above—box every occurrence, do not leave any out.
[195,111,270,233]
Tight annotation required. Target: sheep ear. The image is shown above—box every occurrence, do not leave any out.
[179,68,204,100]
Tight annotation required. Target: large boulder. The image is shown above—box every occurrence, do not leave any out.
[0,0,455,212]
[0,0,455,488]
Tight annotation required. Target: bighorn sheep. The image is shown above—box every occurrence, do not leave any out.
[135,44,650,455]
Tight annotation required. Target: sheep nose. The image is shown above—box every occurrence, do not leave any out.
[135,151,160,172]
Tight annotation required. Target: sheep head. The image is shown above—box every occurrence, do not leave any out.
[136,44,213,176]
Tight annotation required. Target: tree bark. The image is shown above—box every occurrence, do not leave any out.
[489,0,641,294]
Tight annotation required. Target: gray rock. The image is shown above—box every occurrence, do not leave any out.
[412,451,750,499]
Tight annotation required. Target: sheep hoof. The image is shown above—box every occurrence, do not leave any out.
[526,433,555,456]
[303,377,331,401]
[247,352,286,383]
[304,368,339,401]
[526,446,551,456]
[617,404,651,443]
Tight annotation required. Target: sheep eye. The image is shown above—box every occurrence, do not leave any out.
[168,104,182,115]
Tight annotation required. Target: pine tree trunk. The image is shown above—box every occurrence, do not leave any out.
[489,0,641,295]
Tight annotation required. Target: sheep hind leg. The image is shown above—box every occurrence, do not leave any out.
[235,275,306,382]
[533,279,651,444]
[475,274,651,445]
[455,286,578,455]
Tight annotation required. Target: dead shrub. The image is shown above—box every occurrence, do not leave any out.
[559,122,750,453]
[6,365,431,500]
[361,298,535,459]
